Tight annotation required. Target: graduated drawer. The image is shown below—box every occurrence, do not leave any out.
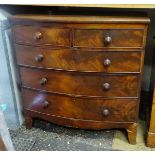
[73,28,144,49]
[20,67,140,97]
[13,25,70,46]
[16,45,142,73]
[22,89,138,122]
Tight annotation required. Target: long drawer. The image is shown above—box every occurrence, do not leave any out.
[20,67,140,97]
[16,45,142,73]
[22,89,138,122]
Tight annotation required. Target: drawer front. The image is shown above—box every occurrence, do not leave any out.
[13,25,70,46]
[16,45,142,73]
[20,67,139,97]
[22,89,138,122]
[73,29,144,48]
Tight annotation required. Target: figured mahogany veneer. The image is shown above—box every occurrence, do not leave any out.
[13,25,71,47]
[20,67,140,97]
[73,29,144,49]
[10,14,149,145]
[15,45,142,73]
[22,89,138,122]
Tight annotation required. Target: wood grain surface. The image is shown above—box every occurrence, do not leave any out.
[20,67,140,98]
[15,45,142,73]
[22,89,138,122]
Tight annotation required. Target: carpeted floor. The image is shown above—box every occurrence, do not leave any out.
[10,119,114,151]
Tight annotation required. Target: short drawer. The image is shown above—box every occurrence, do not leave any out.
[73,29,144,49]
[13,25,70,46]
[16,45,142,73]
[20,67,140,97]
[22,89,138,122]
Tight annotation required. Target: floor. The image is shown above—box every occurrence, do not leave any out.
[9,119,155,151]
[10,119,114,151]
[113,120,155,151]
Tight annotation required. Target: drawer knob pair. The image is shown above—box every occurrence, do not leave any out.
[104,59,111,67]
[43,101,49,108]
[34,32,42,40]
[102,109,110,116]
[40,78,48,85]
[35,54,44,62]
[103,83,110,91]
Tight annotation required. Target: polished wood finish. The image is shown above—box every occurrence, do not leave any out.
[127,123,137,144]
[73,29,144,49]
[147,88,155,147]
[15,45,142,73]
[13,25,71,47]
[20,67,140,97]
[24,109,138,130]
[22,89,138,122]
[10,14,149,144]
[12,24,147,50]
[10,14,150,24]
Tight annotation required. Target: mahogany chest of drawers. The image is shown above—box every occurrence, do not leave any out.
[10,14,149,144]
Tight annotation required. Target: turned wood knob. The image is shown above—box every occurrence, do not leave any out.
[104,35,112,44]
[34,32,42,40]
[104,59,111,67]
[102,109,110,116]
[103,83,110,91]
[40,78,47,85]
[35,54,44,62]
[43,101,49,108]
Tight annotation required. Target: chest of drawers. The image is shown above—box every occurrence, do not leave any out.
[10,14,149,144]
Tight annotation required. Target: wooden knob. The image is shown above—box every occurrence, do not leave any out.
[104,59,111,67]
[35,54,44,62]
[34,32,42,40]
[40,78,47,85]
[104,35,112,44]
[102,109,110,116]
[103,83,110,91]
[43,101,49,108]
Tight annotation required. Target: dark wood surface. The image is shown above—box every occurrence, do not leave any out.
[22,89,138,122]
[13,25,71,47]
[73,29,144,49]
[20,67,140,98]
[15,45,142,73]
[10,14,149,144]
[10,14,150,24]
[12,24,147,50]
